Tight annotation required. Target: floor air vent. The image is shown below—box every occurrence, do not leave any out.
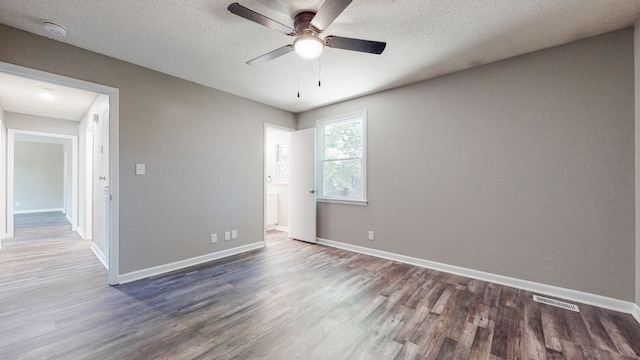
[533,295,579,312]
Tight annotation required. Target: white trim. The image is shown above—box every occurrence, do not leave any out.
[7,130,13,238]
[317,238,639,317]
[107,92,120,286]
[91,243,109,270]
[118,242,265,284]
[77,226,86,240]
[0,120,5,246]
[633,304,640,324]
[317,198,368,206]
[14,208,64,214]
[275,225,289,232]
[0,61,120,286]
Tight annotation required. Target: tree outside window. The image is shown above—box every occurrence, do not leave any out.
[317,111,367,204]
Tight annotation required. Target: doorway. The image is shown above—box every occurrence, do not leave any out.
[0,62,120,285]
[7,130,78,238]
[264,124,293,243]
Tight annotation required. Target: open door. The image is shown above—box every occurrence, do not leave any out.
[289,128,316,243]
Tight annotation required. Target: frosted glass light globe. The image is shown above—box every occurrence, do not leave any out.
[294,34,324,59]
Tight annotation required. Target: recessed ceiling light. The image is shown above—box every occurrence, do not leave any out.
[39,88,56,100]
[42,21,67,37]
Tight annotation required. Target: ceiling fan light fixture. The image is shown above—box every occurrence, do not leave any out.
[294,34,324,59]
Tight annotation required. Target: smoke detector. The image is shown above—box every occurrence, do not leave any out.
[42,21,67,37]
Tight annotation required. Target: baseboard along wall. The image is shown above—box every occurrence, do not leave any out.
[91,243,108,270]
[316,238,639,320]
[633,304,640,324]
[14,208,64,214]
[118,242,265,284]
[111,233,639,323]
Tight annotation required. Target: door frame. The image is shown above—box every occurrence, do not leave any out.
[0,121,5,245]
[7,129,78,236]
[0,62,120,285]
[263,123,294,245]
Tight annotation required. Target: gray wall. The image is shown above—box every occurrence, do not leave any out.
[298,29,635,301]
[4,112,79,135]
[635,20,640,309]
[14,141,64,212]
[0,25,295,274]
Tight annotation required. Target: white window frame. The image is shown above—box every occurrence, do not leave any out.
[316,110,367,206]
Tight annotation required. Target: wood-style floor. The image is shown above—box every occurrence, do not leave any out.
[1,217,639,359]
[6,211,76,247]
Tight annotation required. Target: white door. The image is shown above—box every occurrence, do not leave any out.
[289,128,316,243]
[93,106,110,259]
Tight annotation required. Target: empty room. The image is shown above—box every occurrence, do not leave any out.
[1,1,640,359]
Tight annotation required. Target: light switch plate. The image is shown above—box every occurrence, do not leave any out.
[135,163,145,175]
[231,230,238,239]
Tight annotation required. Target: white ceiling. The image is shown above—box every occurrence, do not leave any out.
[0,72,98,121]
[0,1,639,114]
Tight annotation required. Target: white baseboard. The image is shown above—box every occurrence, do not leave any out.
[77,227,87,240]
[266,225,288,232]
[91,243,108,270]
[14,208,64,214]
[118,242,265,284]
[66,212,72,224]
[633,304,640,324]
[316,238,638,318]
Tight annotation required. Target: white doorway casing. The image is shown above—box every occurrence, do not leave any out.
[0,120,5,244]
[0,62,120,285]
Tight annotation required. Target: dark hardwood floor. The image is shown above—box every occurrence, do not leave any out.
[0,222,639,359]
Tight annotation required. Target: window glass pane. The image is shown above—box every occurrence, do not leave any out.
[323,120,362,160]
[322,159,362,198]
[276,144,288,181]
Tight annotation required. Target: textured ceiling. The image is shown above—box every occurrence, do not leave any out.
[0,1,639,113]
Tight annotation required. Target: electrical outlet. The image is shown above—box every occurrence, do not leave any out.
[224,231,231,241]
[368,231,375,241]
[231,230,238,239]
[210,233,217,243]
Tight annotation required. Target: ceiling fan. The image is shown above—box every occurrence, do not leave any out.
[227,0,386,65]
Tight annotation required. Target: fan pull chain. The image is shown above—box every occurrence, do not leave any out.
[297,58,301,98]
[318,56,322,87]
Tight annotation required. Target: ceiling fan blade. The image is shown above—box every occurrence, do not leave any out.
[310,0,352,32]
[324,35,386,54]
[228,3,295,36]
[246,45,294,65]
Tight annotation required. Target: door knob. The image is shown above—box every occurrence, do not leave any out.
[309,190,316,194]
[99,176,106,180]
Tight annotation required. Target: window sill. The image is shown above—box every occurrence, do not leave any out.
[317,198,368,206]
